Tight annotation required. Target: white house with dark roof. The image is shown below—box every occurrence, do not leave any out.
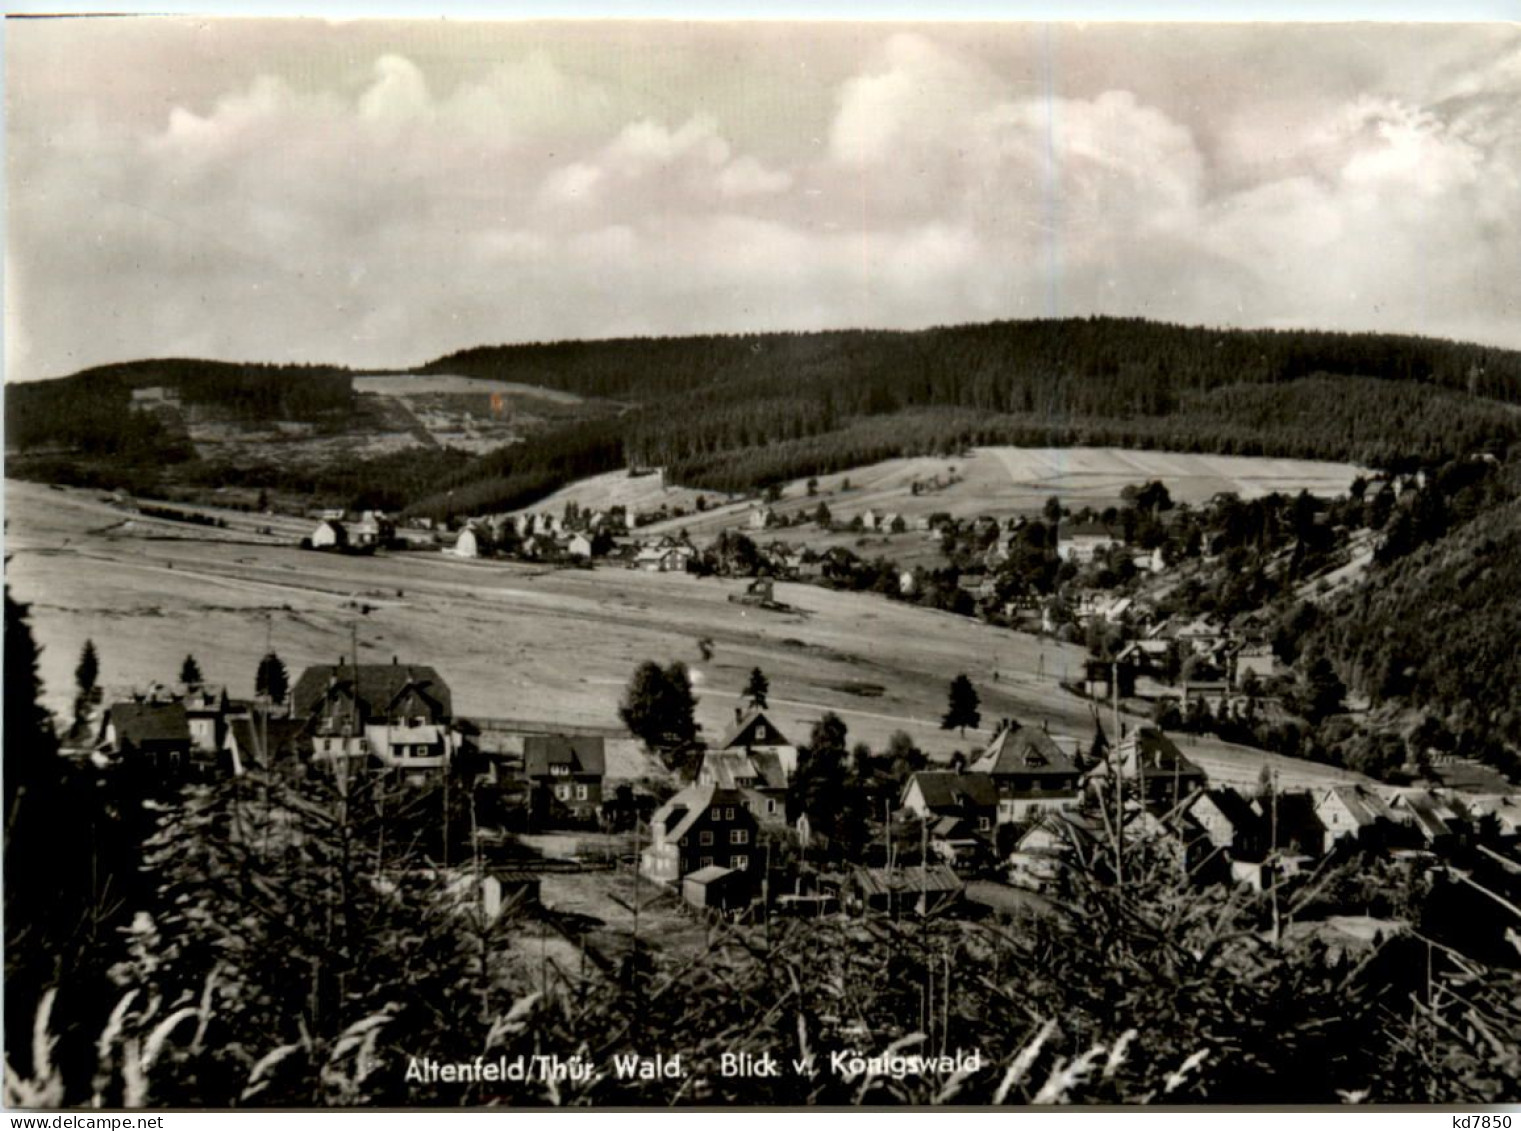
[719,707,799,779]
[969,723,1083,824]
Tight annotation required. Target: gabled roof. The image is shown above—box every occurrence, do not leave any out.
[1192,787,1262,834]
[225,715,308,768]
[970,724,1079,779]
[104,702,190,749]
[1112,727,1206,782]
[291,663,453,723]
[650,784,749,842]
[700,750,786,790]
[721,708,793,751]
[852,864,964,897]
[1320,784,1394,827]
[904,771,998,813]
[523,734,606,777]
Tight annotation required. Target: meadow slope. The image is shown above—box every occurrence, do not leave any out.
[5,480,1365,791]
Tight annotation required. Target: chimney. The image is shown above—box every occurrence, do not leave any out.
[734,706,743,724]
[392,655,399,666]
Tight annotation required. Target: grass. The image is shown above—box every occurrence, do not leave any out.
[7,479,1365,790]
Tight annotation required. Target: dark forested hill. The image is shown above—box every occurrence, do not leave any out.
[406,318,1521,516]
[10,317,1521,517]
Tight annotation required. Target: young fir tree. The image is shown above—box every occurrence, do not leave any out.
[941,673,982,737]
[179,654,204,687]
[255,652,290,705]
[743,667,770,710]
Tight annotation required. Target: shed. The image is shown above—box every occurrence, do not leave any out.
[682,865,752,911]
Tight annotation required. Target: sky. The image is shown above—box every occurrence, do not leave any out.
[5,18,1520,382]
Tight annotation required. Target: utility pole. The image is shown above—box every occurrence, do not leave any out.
[1113,659,1125,891]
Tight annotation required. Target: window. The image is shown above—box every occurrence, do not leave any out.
[556,785,570,801]
[575,784,589,801]
[551,764,570,776]
[756,724,767,741]
[730,855,749,870]
[767,799,777,814]
[724,807,735,820]
[710,808,722,820]
[700,856,713,869]
[730,829,749,845]
[978,817,991,832]
[700,831,714,846]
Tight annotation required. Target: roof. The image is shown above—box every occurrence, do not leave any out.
[226,715,307,766]
[684,865,739,885]
[852,864,964,897]
[291,663,453,723]
[1192,787,1261,833]
[650,784,749,842]
[720,708,793,752]
[1112,727,1206,782]
[700,749,787,790]
[523,734,606,777]
[970,724,1080,779]
[1058,522,1122,541]
[104,702,190,748]
[904,771,998,813]
[1321,785,1394,827]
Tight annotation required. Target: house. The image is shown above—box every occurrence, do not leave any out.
[968,722,1083,824]
[292,661,457,780]
[633,541,696,573]
[1188,787,1267,861]
[1456,794,1521,842]
[1056,522,1122,563]
[899,772,998,836]
[860,509,882,531]
[1384,789,1464,852]
[850,864,964,917]
[1006,811,1105,891]
[351,511,394,549]
[453,526,484,559]
[221,713,308,776]
[1116,639,1172,677]
[310,519,348,551]
[564,533,594,559]
[1255,790,1327,857]
[1314,784,1396,849]
[1089,726,1207,807]
[696,749,789,824]
[1181,679,1233,715]
[97,701,192,775]
[1131,546,1166,573]
[682,865,753,912]
[1232,644,1280,688]
[641,784,760,883]
[523,734,606,826]
[1124,805,1214,875]
[179,683,233,754]
[719,707,799,778]
[1173,617,1226,657]
[749,506,777,531]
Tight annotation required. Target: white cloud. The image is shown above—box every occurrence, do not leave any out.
[5,25,1519,384]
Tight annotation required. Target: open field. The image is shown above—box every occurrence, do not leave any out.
[5,480,1367,792]
[353,373,589,404]
[619,446,1365,540]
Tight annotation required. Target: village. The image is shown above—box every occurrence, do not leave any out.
[81,633,1521,957]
